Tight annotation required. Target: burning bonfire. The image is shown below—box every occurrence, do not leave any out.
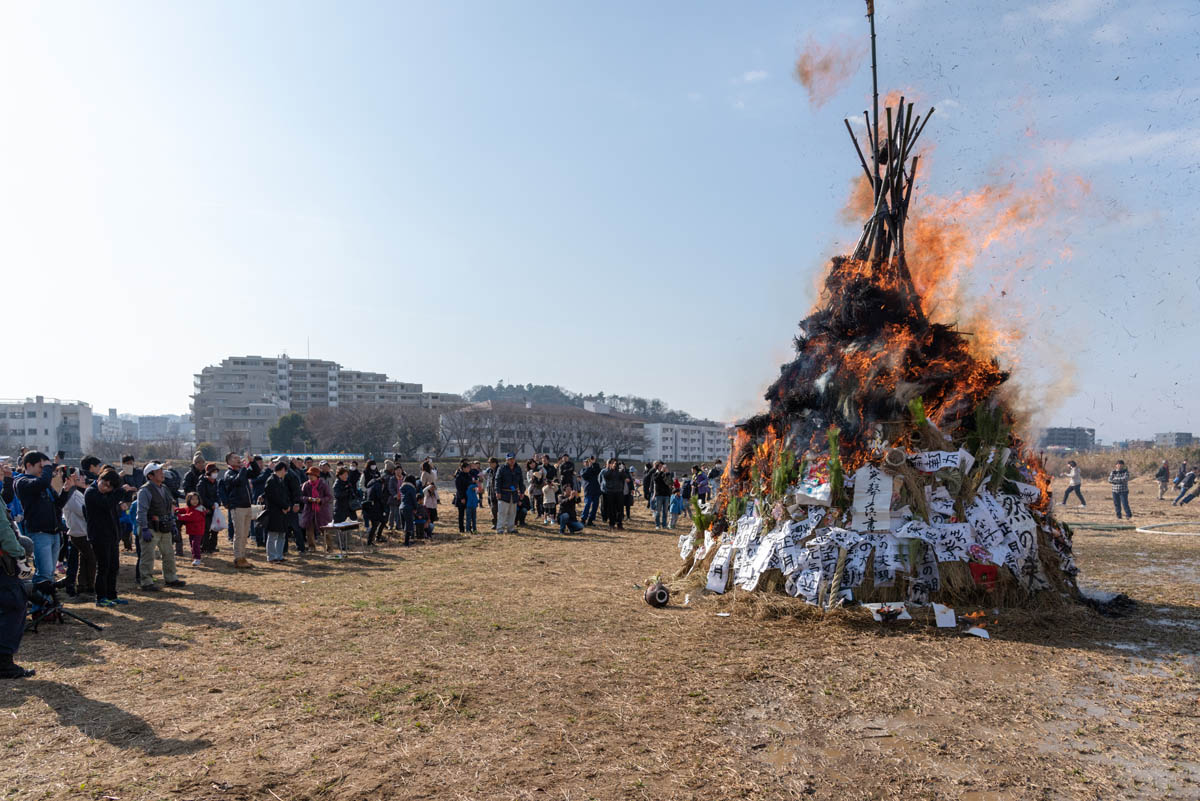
[674,3,1079,611]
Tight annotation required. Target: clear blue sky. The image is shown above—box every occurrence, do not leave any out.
[1,0,1196,443]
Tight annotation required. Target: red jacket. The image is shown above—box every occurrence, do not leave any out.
[175,506,207,538]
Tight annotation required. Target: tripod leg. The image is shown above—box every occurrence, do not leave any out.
[59,608,104,632]
[24,608,53,633]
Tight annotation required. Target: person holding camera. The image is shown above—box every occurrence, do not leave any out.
[220,452,254,569]
[0,500,33,678]
[13,451,67,584]
[136,462,186,591]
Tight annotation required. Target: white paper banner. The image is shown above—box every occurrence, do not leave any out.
[932,522,973,562]
[678,533,695,560]
[1007,480,1043,505]
[864,533,899,587]
[705,543,733,593]
[893,519,938,543]
[841,539,873,591]
[851,464,893,533]
[785,567,821,603]
[909,450,962,473]
[732,514,763,549]
[734,537,768,591]
[927,486,956,518]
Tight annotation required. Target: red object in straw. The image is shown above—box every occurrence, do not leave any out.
[969,562,998,590]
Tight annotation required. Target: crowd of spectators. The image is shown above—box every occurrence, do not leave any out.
[0,445,726,680]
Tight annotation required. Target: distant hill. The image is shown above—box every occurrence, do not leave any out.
[461,382,712,425]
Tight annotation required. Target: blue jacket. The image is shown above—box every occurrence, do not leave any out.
[581,463,602,495]
[14,464,65,534]
[495,463,524,503]
[670,494,684,514]
[465,485,479,509]
[220,466,252,508]
[250,467,271,503]
[399,482,419,511]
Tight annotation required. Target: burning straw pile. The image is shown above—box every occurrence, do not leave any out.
[674,3,1079,611]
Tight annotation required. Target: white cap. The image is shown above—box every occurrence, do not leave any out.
[143,461,164,476]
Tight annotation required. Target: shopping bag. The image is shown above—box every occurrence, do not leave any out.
[210,506,227,532]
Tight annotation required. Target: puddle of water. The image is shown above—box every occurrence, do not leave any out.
[1146,617,1200,631]
[1104,642,1146,651]
[759,741,793,770]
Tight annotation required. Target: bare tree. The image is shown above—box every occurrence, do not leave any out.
[394,406,440,459]
[469,412,503,458]
[91,438,141,464]
[609,419,649,462]
[304,407,339,450]
[221,429,250,454]
[544,414,575,456]
[439,407,473,458]
[528,414,553,456]
[572,417,605,459]
[333,404,397,458]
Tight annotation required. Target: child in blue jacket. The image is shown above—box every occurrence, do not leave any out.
[668,490,685,529]
[464,482,480,534]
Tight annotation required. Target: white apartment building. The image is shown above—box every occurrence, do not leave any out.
[193,355,459,451]
[642,421,730,465]
[0,397,93,458]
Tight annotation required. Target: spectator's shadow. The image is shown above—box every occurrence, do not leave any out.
[0,679,210,755]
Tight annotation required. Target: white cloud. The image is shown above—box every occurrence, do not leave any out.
[740,70,768,84]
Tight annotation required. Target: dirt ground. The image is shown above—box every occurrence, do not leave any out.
[3,476,1198,801]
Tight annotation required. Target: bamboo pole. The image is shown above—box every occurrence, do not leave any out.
[868,4,880,204]
[844,119,874,184]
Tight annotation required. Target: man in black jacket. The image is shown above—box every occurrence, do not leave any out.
[220,453,253,569]
[182,452,206,496]
[284,460,304,553]
[652,463,674,530]
[120,455,145,489]
[600,458,625,530]
[558,454,575,491]
[453,460,473,533]
[494,454,524,534]
[0,500,34,678]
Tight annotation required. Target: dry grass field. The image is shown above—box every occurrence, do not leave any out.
[3,474,1198,801]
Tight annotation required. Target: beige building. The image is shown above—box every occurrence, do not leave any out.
[192,355,459,451]
[0,396,93,458]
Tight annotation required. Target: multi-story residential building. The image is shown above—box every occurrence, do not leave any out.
[1154,432,1195,448]
[1038,427,1096,451]
[192,355,459,451]
[642,421,730,465]
[0,397,93,458]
